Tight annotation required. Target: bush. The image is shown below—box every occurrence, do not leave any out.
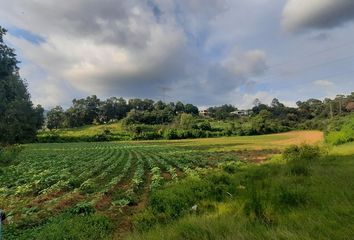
[69,202,95,216]
[163,129,178,140]
[326,131,349,145]
[0,145,23,166]
[283,145,321,176]
[132,131,162,140]
[283,145,321,163]
[198,121,212,131]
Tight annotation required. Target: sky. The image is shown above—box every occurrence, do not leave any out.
[1,0,354,109]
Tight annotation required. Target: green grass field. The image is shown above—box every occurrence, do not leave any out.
[128,141,354,240]
[3,130,353,239]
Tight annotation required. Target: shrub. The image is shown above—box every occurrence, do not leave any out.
[0,145,23,166]
[133,210,159,232]
[198,121,212,131]
[283,145,321,163]
[163,129,179,140]
[326,131,349,145]
[283,145,321,176]
[69,202,95,216]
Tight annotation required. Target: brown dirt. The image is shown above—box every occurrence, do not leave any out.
[234,149,281,163]
[272,131,324,146]
[53,192,85,212]
[162,172,172,180]
[112,173,152,240]
[30,189,65,206]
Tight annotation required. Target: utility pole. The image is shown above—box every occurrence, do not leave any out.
[330,102,333,119]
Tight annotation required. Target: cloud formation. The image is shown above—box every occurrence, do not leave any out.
[2,0,354,109]
[0,0,267,107]
[282,0,354,32]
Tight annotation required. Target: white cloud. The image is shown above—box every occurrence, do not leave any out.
[313,79,334,87]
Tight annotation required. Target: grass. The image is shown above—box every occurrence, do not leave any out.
[38,121,129,137]
[128,143,354,240]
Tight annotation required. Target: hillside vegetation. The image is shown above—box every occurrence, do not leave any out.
[325,114,354,145]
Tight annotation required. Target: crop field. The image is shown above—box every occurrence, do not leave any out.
[0,131,323,238]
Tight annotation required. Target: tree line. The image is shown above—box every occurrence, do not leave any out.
[46,96,199,129]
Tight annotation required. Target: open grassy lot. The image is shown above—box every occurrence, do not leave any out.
[1,131,325,239]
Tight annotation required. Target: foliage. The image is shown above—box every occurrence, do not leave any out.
[0,145,22,167]
[207,104,237,120]
[46,95,199,129]
[325,113,354,145]
[0,26,44,144]
[5,214,112,240]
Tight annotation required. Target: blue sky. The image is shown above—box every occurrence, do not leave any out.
[1,0,354,109]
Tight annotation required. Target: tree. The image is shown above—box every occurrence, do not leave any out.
[154,100,167,111]
[175,101,185,113]
[128,98,154,111]
[47,106,65,130]
[184,103,199,115]
[0,26,43,144]
[34,104,45,129]
[100,97,128,122]
[207,104,237,120]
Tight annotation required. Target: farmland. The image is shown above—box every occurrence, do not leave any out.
[1,131,323,238]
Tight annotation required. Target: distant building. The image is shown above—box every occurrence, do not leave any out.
[230,110,252,116]
[346,102,354,112]
[199,109,209,117]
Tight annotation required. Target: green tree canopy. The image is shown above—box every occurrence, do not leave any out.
[0,26,44,144]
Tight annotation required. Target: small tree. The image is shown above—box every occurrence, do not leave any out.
[179,113,196,130]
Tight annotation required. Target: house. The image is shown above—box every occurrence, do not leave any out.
[346,102,354,112]
[230,110,252,116]
[199,109,209,117]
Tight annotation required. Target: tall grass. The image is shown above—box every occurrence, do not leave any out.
[128,144,354,240]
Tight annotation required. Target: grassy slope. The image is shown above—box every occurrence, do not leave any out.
[128,142,354,240]
[38,122,126,137]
